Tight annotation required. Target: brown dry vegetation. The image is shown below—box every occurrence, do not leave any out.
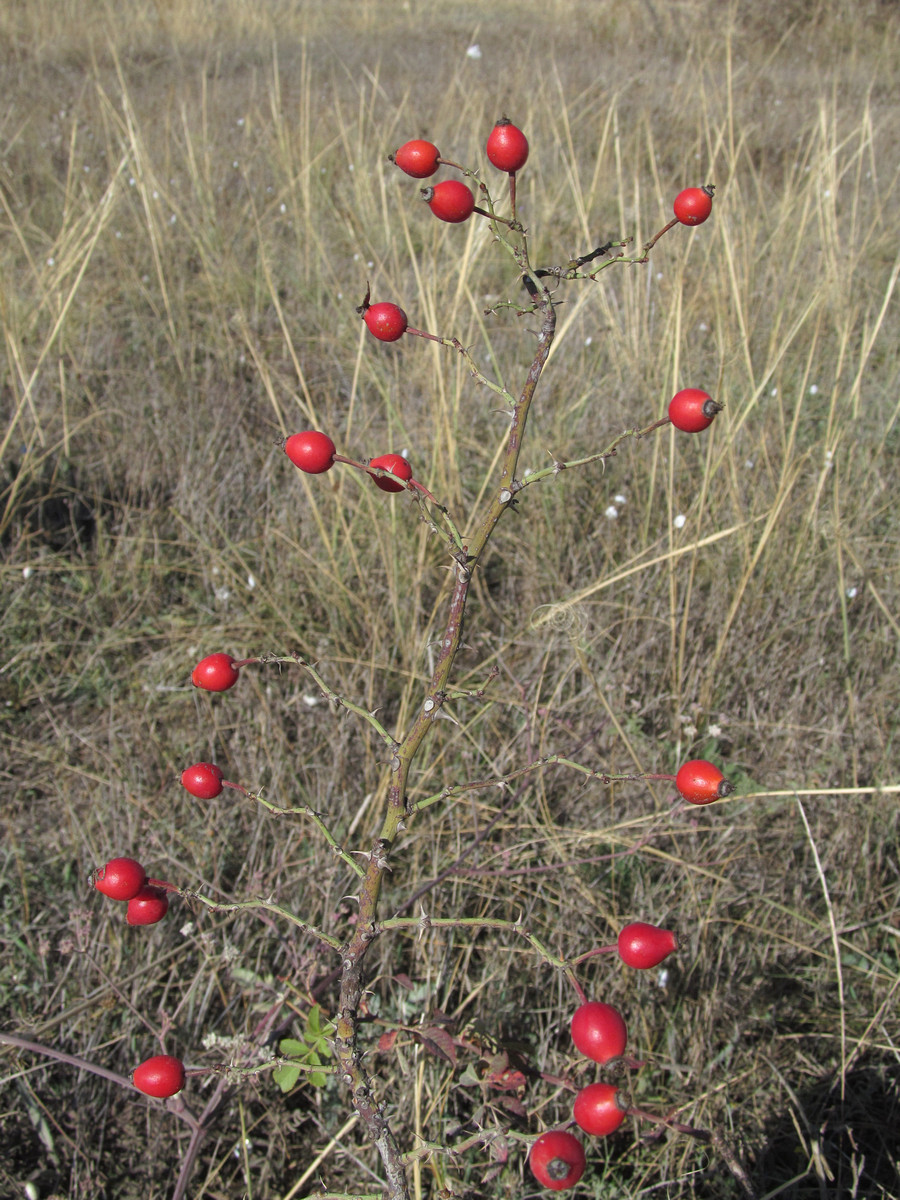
[1,0,899,1197]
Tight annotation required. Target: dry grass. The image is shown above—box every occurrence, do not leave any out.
[1,1,899,1198]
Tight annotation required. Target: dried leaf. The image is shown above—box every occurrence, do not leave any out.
[415,1025,458,1065]
[493,1094,528,1118]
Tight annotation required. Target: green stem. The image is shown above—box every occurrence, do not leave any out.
[179,891,342,951]
[516,416,671,489]
[379,914,586,1001]
[249,793,367,878]
[257,654,399,752]
[408,753,650,814]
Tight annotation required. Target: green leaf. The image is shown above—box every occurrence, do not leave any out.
[309,1071,328,1088]
[306,1005,321,1037]
[273,1063,301,1093]
[278,1037,307,1059]
[458,1063,482,1087]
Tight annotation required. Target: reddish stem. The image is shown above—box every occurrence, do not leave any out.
[566,970,588,1005]
[571,942,617,965]
[435,155,468,173]
[407,478,441,505]
[404,325,447,343]
[640,217,679,258]
[626,1104,711,1141]
[0,1031,135,1091]
[636,417,672,436]
[620,1054,647,1071]
[472,205,520,229]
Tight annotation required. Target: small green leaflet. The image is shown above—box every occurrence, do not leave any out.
[272,1005,335,1092]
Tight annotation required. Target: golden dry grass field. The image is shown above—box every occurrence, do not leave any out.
[1,1,899,1198]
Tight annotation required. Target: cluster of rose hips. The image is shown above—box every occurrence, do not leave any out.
[266,129,721,508]
[526,758,732,1189]
[91,858,187,1096]
[387,117,529,225]
[281,430,415,494]
[529,923,681,1189]
[92,856,169,926]
[526,759,732,1189]
[275,380,721,501]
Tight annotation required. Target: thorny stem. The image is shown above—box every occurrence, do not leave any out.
[408,754,671,814]
[308,175,680,1200]
[331,267,558,1199]
[515,415,672,489]
[473,203,521,229]
[180,891,343,951]
[260,652,399,752]
[247,790,367,878]
[640,217,679,258]
[405,326,516,404]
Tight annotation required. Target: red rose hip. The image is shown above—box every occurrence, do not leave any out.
[284,431,336,474]
[673,186,714,226]
[422,179,475,223]
[126,885,169,926]
[181,762,225,799]
[570,1001,627,1064]
[363,302,408,342]
[618,921,678,969]
[92,857,146,901]
[391,139,440,178]
[675,758,733,804]
[573,1082,627,1137]
[368,453,413,493]
[132,1054,186,1098]
[191,653,240,692]
[668,387,723,433]
[486,118,529,173]
[528,1130,585,1190]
